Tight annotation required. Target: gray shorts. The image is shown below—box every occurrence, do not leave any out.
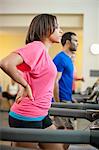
[53,116,74,129]
[53,100,74,129]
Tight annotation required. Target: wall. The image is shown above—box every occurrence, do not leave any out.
[97,1,99,42]
[0,28,26,90]
[0,0,99,90]
[0,27,83,90]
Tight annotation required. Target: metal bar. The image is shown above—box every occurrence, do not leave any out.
[49,107,94,121]
[90,130,99,148]
[49,107,86,117]
[51,102,99,110]
[0,127,90,144]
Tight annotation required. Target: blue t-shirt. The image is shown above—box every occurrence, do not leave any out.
[53,51,74,101]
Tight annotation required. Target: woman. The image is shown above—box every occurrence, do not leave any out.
[0,14,67,150]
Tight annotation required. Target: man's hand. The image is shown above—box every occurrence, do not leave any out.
[72,98,78,103]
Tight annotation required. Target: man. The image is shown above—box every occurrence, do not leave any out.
[53,32,78,129]
[53,32,78,102]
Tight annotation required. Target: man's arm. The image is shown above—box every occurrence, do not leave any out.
[54,72,62,102]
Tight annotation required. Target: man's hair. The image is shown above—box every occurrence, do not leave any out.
[61,32,76,46]
[26,14,57,44]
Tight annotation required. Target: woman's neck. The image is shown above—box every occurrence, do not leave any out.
[43,39,52,53]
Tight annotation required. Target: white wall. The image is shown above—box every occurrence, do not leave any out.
[0,0,97,14]
[0,0,99,89]
[0,14,83,28]
[97,1,99,42]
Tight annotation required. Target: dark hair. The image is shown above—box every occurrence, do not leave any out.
[26,14,58,44]
[61,32,76,46]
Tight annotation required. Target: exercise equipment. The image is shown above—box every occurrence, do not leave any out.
[0,107,99,149]
[0,107,99,122]
[49,107,99,122]
[51,102,99,110]
[0,127,99,149]
[72,91,99,104]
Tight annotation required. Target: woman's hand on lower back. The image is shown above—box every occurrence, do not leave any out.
[15,84,33,104]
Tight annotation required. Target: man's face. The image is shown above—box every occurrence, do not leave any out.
[69,35,78,52]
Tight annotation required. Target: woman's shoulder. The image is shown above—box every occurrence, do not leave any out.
[29,41,46,50]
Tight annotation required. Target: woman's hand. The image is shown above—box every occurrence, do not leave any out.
[15,84,33,104]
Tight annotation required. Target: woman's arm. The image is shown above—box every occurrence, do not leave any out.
[0,53,27,88]
[0,53,33,101]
